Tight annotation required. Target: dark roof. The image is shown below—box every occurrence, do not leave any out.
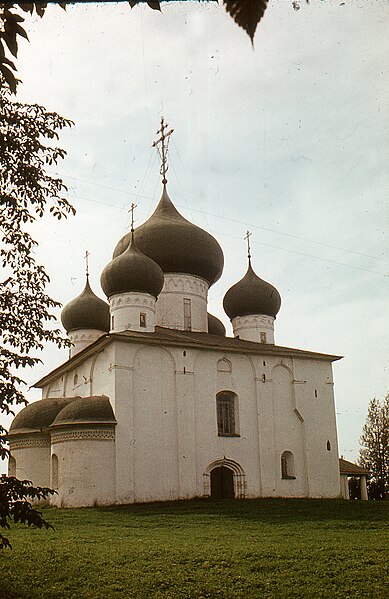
[113,186,224,287]
[61,277,110,333]
[223,260,281,319]
[101,234,164,299]
[339,458,370,476]
[207,313,226,337]
[8,397,76,435]
[51,395,116,427]
[34,326,342,389]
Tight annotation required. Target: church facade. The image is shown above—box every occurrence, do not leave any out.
[7,124,342,506]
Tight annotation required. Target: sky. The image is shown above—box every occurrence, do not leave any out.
[1,0,388,472]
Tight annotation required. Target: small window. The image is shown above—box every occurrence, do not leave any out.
[183,298,192,331]
[73,373,78,386]
[140,313,146,328]
[260,332,267,343]
[183,351,186,357]
[327,440,331,451]
[8,456,16,478]
[51,454,59,489]
[314,389,318,398]
[216,392,238,436]
[111,315,115,329]
[263,361,266,366]
[281,451,295,479]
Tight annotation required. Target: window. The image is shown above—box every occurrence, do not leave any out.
[216,392,238,436]
[73,373,78,386]
[327,440,331,451]
[314,389,318,398]
[51,454,59,489]
[140,312,146,328]
[183,298,192,331]
[260,332,267,343]
[8,456,16,478]
[281,451,295,479]
[111,315,115,330]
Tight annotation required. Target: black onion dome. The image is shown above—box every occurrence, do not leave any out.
[207,313,226,336]
[51,396,116,427]
[113,186,224,287]
[9,397,76,435]
[101,234,164,299]
[61,278,110,333]
[223,261,281,320]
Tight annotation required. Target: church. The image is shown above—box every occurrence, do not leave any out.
[7,120,342,506]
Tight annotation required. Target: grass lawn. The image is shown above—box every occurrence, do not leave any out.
[0,498,388,599]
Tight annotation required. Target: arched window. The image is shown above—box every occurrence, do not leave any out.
[51,454,59,489]
[327,440,331,451]
[281,451,295,479]
[8,455,16,478]
[216,392,239,436]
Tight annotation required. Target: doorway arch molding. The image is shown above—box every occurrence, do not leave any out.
[203,457,246,498]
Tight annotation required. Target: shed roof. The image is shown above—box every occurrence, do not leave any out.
[339,458,370,476]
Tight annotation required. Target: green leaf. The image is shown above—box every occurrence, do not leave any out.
[223,0,268,43]
[0,64,18,93]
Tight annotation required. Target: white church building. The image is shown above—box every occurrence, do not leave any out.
[7,122,342,506]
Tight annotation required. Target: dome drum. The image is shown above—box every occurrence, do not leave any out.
[232,314,275,344]
[109,291,157,333]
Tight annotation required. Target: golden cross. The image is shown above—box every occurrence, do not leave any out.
[244,230,252,261]
[129,202,137,232]
[152,116,174,185]
[84,250,90,277]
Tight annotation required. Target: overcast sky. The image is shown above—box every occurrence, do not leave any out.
[1,0,388,472]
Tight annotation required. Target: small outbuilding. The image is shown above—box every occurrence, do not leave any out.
[339,458,369,500]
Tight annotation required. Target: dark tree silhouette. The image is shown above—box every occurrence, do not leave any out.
[359,395,389,500]
[0,84,74,547]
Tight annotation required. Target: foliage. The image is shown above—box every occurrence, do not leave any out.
[0,1,314,94]
[0,499,388,598]
[359,395,389,500]
[0,476,55,549]
[0,86,74,546]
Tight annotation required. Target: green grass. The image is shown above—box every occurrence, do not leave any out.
[1,499,388,599]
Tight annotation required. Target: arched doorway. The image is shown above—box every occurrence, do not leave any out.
[210,466,235,499]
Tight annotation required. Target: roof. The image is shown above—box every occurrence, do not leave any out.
[8,397,76,435]
[339,458,370,476]
[34,326,342,389]
[50,396,116,428]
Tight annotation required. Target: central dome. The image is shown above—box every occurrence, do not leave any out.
[113,186,224,287]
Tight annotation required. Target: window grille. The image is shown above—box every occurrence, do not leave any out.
[183,298,192,331]
[216,393,237,436]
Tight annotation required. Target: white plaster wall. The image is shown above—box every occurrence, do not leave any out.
[50,429,116,507]
[156,274,208,332]
[232,315,275,344]
[110,292,156,332]
[8,436,51,488]
[43,346,115,401]
[132,346,179,503]
[290,359,340,498]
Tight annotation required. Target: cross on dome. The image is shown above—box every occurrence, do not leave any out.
[152,117,174,185]
[244,230,252,262]
[84,250,90,278]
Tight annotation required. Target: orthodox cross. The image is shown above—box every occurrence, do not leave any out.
[129,202,137,232]
[244,230,252,261]
[152,117,174,185]
[84,250,90,278]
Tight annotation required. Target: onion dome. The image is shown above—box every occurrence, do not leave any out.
[113,186,224,287]
[61,277,110,333]
[208,313,226,336]
[101,232,164,299]
[50,396,116,428]
[223,260,281,320]
[8,397,76,435]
